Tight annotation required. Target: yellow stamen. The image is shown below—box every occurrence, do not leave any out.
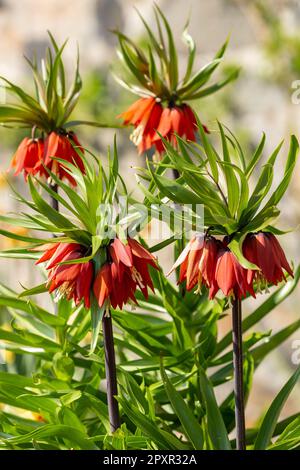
[131,267,145,288]
[130,124,144,146]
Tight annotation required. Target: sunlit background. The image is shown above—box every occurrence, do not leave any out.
[0,0,300,427]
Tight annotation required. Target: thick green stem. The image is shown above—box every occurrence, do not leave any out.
[232,297,246,450]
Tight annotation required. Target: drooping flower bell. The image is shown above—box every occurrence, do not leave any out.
[115,7,236,155]
[214,247,255,299]
[243,232,293,287]
[93,237,158,310]
[168,234,221,298]
[10,137,44,179]
[118,97,162,154]
[36,242,93,308]
[39,131,85,186]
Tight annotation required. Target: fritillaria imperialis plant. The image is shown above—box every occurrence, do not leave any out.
[115,5,238,154]
[1,143,159,431]
[0,33,85,185]
[0,7,300,453]
[138,121,299,448]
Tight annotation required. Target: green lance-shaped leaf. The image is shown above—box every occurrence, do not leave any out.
[18,283,49,298]
[118,396,189,450]
[260,135,299,212]
[228,233,259,270]
[0,228,47,245]
[47,31,66,99]
[28,177,75,231]
[198,366,231,450]
[46,39,68,118]
[223,124,246,172]
[0,77,45,115]
[212,318,300,388]
[272,416,300,449]
[254,366,300,450]
[160,361,204,449]
[240,140,283,225]
[117,35,149,88]
[251,317,300,365]
[40,165,93,232]
[246,132,266,178]
[0,294,64,327]
[188,68,240,100]
[178,59,222,98]
[218,122,240,217]
[84,393,110,433]
[149,169,204,205]
[2,424,98,450]
[243,205,280,234]
[134,8,168,63]
[244,413,300,447]
[159,136,230,218]
[0,104,38,125]
[155,4,179,90]
[218,161,249,220]
[196,114,219,182]
[120,370,150,414]
[0,247,40,260]
[179,37,229,98]
[182,20,196,84]
[64,44,82,118]
[28,176,91,245]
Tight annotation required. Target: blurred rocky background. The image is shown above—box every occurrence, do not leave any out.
[0,0,300,428]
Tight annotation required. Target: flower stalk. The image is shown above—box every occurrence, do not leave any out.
[102,310,120,432]
[49,182,59,212]
[232,297,246,450]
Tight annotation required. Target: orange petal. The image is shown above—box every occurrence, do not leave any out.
[93,263,112,307]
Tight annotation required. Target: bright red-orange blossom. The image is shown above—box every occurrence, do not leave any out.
[118,97,208,154]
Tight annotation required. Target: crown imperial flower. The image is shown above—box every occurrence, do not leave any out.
[10,137,44,179]
[115,6,236,155]
[215,246,255,299]
[10,131,85,186]
[36,242,93,308]
[41,131,85,185]
[1,34,85,185]
[243,232,293,287]
[169,234,221,298]
[93,238,158,310]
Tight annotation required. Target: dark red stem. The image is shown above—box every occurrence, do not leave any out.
[232,297,246,450]
[102,312,120,432]
[49,183,59,212]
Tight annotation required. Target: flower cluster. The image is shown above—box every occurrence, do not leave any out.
[118,97,208,155]
[170,232,293,299]
[36,238,158,310]
[115,7,235,156]
[10,131,84,186]
[93,238,158,309]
